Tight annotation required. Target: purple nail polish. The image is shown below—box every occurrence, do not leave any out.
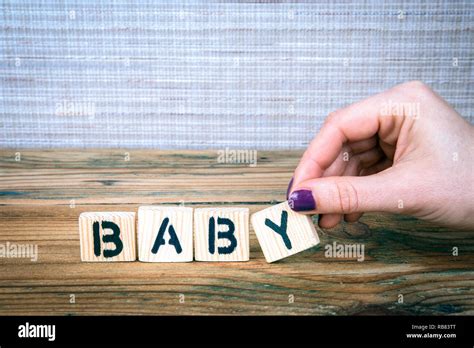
[286,177,294,200]
[288,189,316,212]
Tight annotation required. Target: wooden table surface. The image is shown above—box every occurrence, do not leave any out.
[0,149,473,315]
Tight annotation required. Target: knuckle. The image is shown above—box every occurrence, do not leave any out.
[395,80,433,102]
[326,111,341,124]
[404,80,427,91]
[335,181,360,214]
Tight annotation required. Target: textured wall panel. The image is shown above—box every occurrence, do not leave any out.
[1,1,472,149]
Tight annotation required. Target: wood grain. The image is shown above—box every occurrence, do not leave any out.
[0,149,473,315]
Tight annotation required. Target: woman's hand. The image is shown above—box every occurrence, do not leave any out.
[287,81,474,230]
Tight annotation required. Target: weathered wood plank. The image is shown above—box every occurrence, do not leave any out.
[0,150,473,315]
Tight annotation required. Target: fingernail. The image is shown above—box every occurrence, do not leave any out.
[288,189,316,212]
[286,176,294,200]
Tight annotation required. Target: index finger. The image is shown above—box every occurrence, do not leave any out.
[291,85,406,191]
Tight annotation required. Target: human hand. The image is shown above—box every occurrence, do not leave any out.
[287,81,474,230]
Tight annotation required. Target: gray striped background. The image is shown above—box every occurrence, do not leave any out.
[1,1,473,149]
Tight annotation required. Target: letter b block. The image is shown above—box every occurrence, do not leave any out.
[138,206,193,262]
[79,212,137,262]
[251,201,320,263]
[194,207,249,261]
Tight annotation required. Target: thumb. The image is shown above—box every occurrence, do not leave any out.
[288,170,405,215]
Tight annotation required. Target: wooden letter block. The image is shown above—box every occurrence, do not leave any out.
[194,207,249,261]
[79,212,136,262]
[138,206,193,262]
[251,201,320,263]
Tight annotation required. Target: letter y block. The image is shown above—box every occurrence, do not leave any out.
[251,201,320,263]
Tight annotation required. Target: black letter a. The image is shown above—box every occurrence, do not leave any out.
[151,218,183,254]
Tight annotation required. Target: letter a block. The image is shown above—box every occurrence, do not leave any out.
[194,207,249,261]
[251,201,320,263]
[138,206,193,262]
[79,212,137,262]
